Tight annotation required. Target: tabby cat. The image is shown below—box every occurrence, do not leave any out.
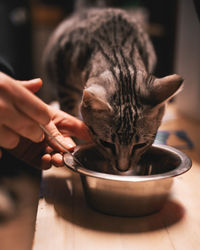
[44,8,183,174]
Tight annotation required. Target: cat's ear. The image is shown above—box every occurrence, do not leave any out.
[144,74,183,106]
[81,89,112,111]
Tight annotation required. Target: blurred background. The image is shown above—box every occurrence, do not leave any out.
[0,0,199,120]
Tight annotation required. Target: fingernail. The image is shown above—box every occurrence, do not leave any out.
[31,78,42,83]
[66,143,75,150]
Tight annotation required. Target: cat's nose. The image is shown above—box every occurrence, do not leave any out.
[116,161,130,172]
[115,153,131,172]
[114,146,134,172]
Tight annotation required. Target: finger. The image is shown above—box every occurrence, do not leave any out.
[45,121,76,152]
[73,121,92,141]
[51,153,64,167]
[2,105,45,143]
[53,110,92,141]
[41,154,52,170]
[9,138,49,169]
[61,120,92,141]
[0,73,50,126]
[54,136,76,151]
[19,78,43,93]
[0,126,20,149]
[12,81,51,126]
[45,145,54,154]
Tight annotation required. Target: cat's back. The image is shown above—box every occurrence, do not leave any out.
[45,8,140,50]
[44,7,156,86]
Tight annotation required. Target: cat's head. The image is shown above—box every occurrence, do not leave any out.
[80,73,183,173]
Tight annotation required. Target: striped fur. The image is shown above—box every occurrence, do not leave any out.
[44,8,183,174]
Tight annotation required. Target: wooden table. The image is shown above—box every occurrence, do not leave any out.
[0,152,41,250]
[1,105,200,250]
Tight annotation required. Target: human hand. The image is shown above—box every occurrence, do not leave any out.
[0,72,91,168]
[41,107,92,168]
[9,107,92,169]
[0,72,51,152]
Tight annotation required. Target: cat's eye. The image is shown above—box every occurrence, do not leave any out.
[88,126,97,136]
[99,139,113,148]
[131,142,147,156]
[99,139,116,155]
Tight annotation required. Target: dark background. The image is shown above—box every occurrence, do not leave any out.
[0,0,179,101]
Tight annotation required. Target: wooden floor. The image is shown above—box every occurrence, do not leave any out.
[1,104,200,250]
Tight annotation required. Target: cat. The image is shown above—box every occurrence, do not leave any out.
[43,8,183,174]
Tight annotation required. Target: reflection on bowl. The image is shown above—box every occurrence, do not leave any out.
[63,144,192,217]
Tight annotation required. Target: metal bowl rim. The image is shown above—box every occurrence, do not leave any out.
[67,144,192,182]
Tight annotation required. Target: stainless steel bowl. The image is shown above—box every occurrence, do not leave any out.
[63,144,192,217]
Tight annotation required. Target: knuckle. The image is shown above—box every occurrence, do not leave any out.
[0,80,7,93]
[0,99,5,110]
[37,106,51,125]
[0,72,6,83]
[0,100,9,118]
[0,73,12,90]
[5,136,20,149]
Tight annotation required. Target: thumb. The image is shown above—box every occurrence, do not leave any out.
[44,121,76,152]
[18,78,43,93]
